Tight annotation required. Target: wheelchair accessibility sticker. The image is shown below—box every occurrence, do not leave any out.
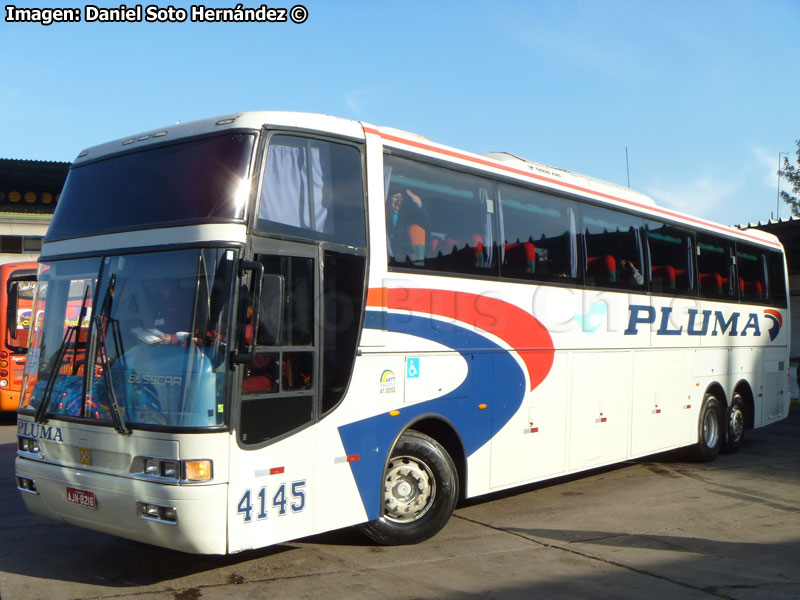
[406,357,420,379]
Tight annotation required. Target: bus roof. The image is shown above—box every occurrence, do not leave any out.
[71,111,366,166]
[71,111,782,251]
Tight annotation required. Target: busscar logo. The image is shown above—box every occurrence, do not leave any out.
[128,373,182,387]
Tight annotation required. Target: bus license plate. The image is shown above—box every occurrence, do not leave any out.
[66,487,96,509]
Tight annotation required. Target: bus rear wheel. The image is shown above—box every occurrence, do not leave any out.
[721,393,746,454]
[689,393,722,462]
[360,430,458,545]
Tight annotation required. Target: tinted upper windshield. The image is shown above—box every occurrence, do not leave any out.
[47,133,256,241]
[20,248,237,429]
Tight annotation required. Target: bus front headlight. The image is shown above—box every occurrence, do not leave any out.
[133,457,212,483]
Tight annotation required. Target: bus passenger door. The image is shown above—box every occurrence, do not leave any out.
[228,241,320,552]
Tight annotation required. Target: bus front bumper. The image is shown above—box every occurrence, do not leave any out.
[15,456,229,555]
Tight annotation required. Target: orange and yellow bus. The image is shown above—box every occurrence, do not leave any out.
[0,261,37,411]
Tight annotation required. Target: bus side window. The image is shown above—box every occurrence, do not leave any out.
[646,221,695,295]
[582,205,645,291]
[6,273,36,351]
[697,235,736,299]
[257,135,366,247]
[765,249,787,307]
[384,154,498,276]
[242,352,279,394]
[736,244,767,302]
[498,183,579,283]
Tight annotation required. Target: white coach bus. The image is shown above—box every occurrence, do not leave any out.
[15,112,790,554]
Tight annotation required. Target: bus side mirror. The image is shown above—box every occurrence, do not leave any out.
[257,274,284,346]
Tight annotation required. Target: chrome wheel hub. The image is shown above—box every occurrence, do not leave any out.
[729,405,745,441]
[703,408,719,448]
[383,455,435,523]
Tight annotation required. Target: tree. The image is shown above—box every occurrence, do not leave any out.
[780,140,800,215]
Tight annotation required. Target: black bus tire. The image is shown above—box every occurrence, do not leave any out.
[689,393,722,462]
[360,430,458,545]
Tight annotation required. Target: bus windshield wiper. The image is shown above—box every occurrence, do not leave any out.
[89,274,130,435]
[34,284,91,424]
[34,325,77,424]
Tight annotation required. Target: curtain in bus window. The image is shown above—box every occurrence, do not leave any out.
[383,165,393,202]
[384,164,395,259]
[259,139,331,235]
[568,206,579,279]
[479,187,494,268]
[686,236,695,288]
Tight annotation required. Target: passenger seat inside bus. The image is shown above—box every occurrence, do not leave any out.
[503,241,536,275]
[740,277,763,299]
[429,233,486,268]
[586,254,617,285]
[699,272,723,295]
[651,264,677,291]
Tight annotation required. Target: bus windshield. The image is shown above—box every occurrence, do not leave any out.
[20,248,237,430]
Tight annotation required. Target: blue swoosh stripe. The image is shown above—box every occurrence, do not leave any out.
[338,310,526,519]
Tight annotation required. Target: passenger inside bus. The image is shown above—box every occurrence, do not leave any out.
[386,188,429,265]
[618,258,644,286]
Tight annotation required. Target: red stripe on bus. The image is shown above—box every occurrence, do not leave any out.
[367,288,554,392]
[764,308,783,327]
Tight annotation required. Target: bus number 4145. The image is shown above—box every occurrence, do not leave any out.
[237,481,306,522]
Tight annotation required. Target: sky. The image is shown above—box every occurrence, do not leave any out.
[2,0,799,228]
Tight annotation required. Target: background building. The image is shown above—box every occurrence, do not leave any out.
[742,217,800,399]
[0,158,68,264]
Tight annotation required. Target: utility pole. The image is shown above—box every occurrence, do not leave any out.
[777,151,789,220]
[626,147,630,188]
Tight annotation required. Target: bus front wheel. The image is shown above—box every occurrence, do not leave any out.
[360,430,458,545]
[690,393,722,462]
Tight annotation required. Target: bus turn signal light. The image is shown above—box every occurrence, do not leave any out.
[184,460,212,481]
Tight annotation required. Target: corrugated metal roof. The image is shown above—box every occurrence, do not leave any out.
[736,215,800,230]
[741,216,800,275]
[0,158,70,165]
